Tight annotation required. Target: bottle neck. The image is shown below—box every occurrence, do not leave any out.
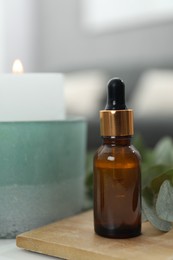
[102,136,132,146]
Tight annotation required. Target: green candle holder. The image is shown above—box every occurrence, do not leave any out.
[0,118,87,238]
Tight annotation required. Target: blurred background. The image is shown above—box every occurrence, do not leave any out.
[1,0,173,150]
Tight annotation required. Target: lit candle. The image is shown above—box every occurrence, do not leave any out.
[0,60,65,121]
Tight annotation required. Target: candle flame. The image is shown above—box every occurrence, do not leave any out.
[12,59,24,74]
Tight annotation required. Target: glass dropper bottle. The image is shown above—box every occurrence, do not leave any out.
[93,78,141,238]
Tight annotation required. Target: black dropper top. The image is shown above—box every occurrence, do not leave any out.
[105,78,127,110]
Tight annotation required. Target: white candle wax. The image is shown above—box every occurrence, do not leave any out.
[0,73,65,121]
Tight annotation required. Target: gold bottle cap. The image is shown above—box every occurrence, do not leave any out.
[100,109,134,136]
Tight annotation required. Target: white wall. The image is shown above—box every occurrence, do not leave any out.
[0,0,5,72]
[0,0,41,72]
[39,0,173,72]
[1,0,173,72]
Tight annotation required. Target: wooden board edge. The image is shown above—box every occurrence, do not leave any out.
[16,235,117,260]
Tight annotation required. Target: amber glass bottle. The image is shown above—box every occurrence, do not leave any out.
[93,78,141,238]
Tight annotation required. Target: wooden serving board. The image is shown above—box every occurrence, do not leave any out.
[16,210,173,260]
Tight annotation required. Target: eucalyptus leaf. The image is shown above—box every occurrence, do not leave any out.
[142,187,172,232]
[133,134,146,154]
[142,164,170,189]
[141,149,155,167]
[153,137,173,165]
[133,134,154,168]
[150,169,173,193]
[156,180,173,222]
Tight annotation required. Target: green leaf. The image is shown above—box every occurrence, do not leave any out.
[141,149,155,167]
[133,134,154,167]
[156,180,173,222]
[150,169,173,193]
[133,134,148,156]
[153,137,173,165]
[142,164,170,189]
[142,187,172,232]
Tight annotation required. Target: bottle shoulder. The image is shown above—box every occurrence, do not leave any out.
[95,144,140,157]
[94,144,141,169]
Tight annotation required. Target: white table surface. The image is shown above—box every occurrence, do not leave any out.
[0,240,60,260]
